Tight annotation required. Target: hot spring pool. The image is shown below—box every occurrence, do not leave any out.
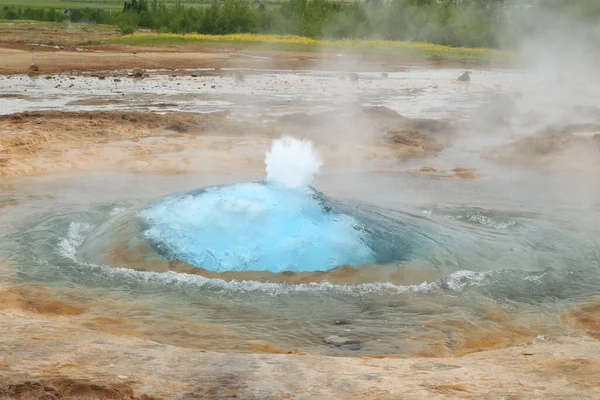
[4,133,600,358]
[3,67,600,358]
[77,136,452,280]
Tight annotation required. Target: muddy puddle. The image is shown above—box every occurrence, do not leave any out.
[2,67,600,359]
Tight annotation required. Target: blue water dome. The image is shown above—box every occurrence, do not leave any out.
[137,137,376,273]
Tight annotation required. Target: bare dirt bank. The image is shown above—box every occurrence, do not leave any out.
[0,109,455,178]
[0,42,486,75]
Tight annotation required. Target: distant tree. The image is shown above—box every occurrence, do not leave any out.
[123,0,148,13]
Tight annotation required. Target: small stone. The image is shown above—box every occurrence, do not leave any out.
[29,63,40,72]
[132,68,145,78]
[334,319,351,325]
[381,72,388,78]
[349,72,359,82]
[324,335,360,346]
[457,71,471,82]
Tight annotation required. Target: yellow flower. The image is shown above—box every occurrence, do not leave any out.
[116,33,504,58]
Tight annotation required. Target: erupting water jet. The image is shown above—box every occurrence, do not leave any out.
[138,136,375,273]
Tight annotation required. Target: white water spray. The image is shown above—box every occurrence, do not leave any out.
[265,136,322,189]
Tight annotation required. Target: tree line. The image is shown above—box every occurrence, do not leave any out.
[1,0,599,49]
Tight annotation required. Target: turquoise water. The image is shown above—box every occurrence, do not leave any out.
[4,169,600,356]
[2,66,600,356]
[138,182,375,273]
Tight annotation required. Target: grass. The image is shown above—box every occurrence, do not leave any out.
[0,20,119,44]
[0,19,117,32]
[0,0,284,10]
[103,32,507,60]
[0,0,124,9]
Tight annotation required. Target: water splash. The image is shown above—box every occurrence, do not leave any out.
[137,136,374,273]
[139,183,375,272]
[265,136,322,189]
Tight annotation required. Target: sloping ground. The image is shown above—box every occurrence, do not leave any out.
[0,109,456,177]
[1,304,600,399]
[484,123,600,171]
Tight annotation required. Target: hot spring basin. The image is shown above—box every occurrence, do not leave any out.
[77,181,441,277]
[78,137,444,277]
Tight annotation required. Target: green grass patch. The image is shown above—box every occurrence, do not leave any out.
[103,33,507,61]
[0,0,248,10]
[0,0,123,9]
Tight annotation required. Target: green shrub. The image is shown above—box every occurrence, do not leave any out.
[120,24,135,35]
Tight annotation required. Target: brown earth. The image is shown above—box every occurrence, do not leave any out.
[562,297,600,339]
[0,108,455,178]
[2,304,600,399]
[0,41,488,75]
[0,281,575,363]
[408,166,479,179]
[0,378,158,400]
[484,123,600,171]
[0,285,84,316]
[0,21,119,46]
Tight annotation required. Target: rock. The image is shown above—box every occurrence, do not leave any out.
[324,335,360,346]
[457,71,471,82]
[166,122,190,133]
[387,130,443,153]
[348,72,359,82]
[132,68,145,78]
[334,319,351,326]
[381,72,388,78]
[483,123,600,168]
[29,63,39,72]
[98,75,106,80]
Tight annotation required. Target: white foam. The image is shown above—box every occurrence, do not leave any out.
[58,222,541,296]
[445,270,488,291]
[265,136,322,189]
[57,221,439,296]
[58,221,94,260]
[109,206,127,216]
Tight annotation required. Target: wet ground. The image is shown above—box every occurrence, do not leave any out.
[2,58,600,398]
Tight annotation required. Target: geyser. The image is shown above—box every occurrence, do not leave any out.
[137,137,376,273]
